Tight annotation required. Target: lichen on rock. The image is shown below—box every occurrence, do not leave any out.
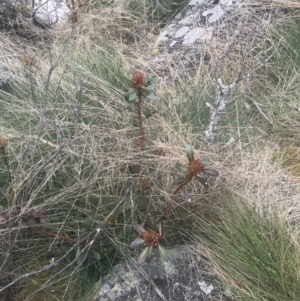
[94,245,231,301]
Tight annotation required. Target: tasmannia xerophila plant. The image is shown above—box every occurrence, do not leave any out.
[124,67,158,156]
[124,69,219,265]
[173,144,219,194]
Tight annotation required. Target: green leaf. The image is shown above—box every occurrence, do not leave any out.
[144,212,156,232]
[146,94,159,101]
[124,88,136,96]
[146,245,153,262]
[156,216,165,236]
[175,162,188,173]
[202,169,219,177]
[196,176,209,189]
[141,90,153,98]
[137,247,150,266]
[132,222,145,234]
[145,213,156,231]
[76,246,82,265]
[129,92,137,102]
[158,244,168,260]
[173,177,187,185]
[92,250,101,260]
[185,144,194,161]
[130,238,145,247]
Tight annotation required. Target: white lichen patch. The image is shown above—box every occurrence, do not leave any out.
[175,26,190,38]
[183,27,213,45]
[202,5,225,23]
[164,262,178,275]
[198,281,214,295]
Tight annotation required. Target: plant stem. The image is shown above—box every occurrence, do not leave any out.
[137,89,144,151]
[1,150,11,181]
[162,176,193,218]
[36,228,80,243]
[172,175,193,195]
[137,88,148,215]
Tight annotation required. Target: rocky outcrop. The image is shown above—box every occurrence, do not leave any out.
[154,0,244,50]
[149,0,282,79]
[94,245,232,301]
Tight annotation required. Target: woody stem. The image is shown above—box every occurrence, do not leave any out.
[172,175,193,195]
[137,89,144,152]
[137,88,149,216]
[1,149,11,181]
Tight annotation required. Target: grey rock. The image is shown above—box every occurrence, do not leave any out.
[153,0,245,50]
[32,0,69,28]
[0,0,69,29]
[149,0,283,79]
[94,245,232,301]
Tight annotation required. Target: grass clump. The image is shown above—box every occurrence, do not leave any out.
[192,191,300,301]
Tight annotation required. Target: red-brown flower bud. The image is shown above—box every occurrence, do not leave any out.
[132,71,145,89]
[188,159,204,177]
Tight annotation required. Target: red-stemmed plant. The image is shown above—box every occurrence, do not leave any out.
[126,70,219,265]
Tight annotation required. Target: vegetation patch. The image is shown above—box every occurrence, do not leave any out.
[1,1,300,301]
[192,192,300,301]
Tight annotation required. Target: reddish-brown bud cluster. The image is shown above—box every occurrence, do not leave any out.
[0,135,8,153]
[188,159,204,177]
[139,229,163,247]
[132,71,145,89]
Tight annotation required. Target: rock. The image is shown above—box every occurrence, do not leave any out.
[149,0,283,79]
[0,0,70,29]
[93,245,232,301]
[33,0,70,28]
[153,0,248,50]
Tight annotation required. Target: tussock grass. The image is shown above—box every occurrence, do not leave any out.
[191,191,300,301]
